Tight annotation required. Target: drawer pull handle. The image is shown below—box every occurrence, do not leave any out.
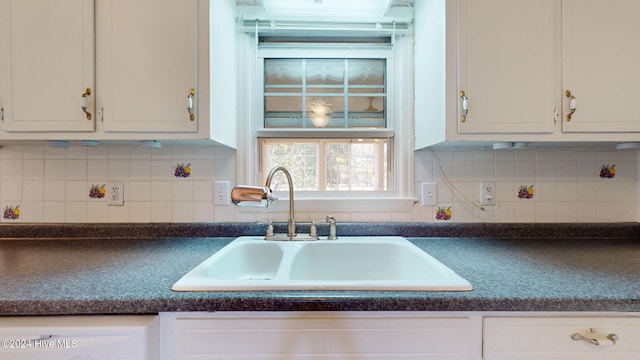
[571,332,618,346]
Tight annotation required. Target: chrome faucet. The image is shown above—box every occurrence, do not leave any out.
[231,166,316,241]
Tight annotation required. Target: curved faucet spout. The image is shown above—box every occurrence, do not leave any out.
[265,166,296,238]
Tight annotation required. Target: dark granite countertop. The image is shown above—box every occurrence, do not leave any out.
[0,223,639,315]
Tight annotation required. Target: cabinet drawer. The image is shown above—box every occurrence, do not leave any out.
[484,316,640,360]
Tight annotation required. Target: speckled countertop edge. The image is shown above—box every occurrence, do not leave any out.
[0,222,638,240]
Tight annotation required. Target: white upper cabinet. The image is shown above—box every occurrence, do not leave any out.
[97,0,198,133]
[457,0,556,134]
[415,0,640,149]
[561,0,640,133]
[0,0,95,132]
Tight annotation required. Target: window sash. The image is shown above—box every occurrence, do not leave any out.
[264,58,387,129]
[261,138,389,192]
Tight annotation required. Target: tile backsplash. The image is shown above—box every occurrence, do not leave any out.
[0,144,637,223]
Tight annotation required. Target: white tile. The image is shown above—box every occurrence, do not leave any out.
[20,202,43,222]
[453,151,474,162]
[172,202,193,222]
[576,202,597,222]
[193,181,215,202]
[151,160,173,180]
[22,159,44,180]
[556,161,577,181]
[130,160,152,180]
[1,181,22,201]
[535,182,556,202]
[453,162,474,181]
[192,159,215,180]
[514,160,536,181]
[87,159,109,179]
[495,181,515,202]
[556,182,577,202]
[86,146,110,160]
[87,202,108,222]
[108,160,130,180]
[129,181,152,202]
[1,159,23,180]
[108,146,131,160]
[65,160,88,180]
[66,146,88,160]
[150,202,172,222]
[22,180,44,202]
[495,202,516,222]
[172,181,194,202]
[44,160,66,180]
[129,202,152,222]
[193,202,215,222]
[43,202,66,222]
[535,202,556,222]
[473,161,495,181]
[515,201,536,222]
[65,202,87,222]
[151,181,172,202]
[536,160,556,181]
[44,180,67,202]
[65,181,87,202]
[194,146,216,160]
[576,182,597,202]
[495,161,515,181]
[107,204,130,222]
[21,146,45,160]
[214,159,235,180]
[556,202,577,222]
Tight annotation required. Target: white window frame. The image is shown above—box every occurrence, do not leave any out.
[236,32,415,213]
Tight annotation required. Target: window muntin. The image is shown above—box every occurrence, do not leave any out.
[264,58,386,129]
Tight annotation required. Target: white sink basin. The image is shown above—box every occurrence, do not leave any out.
[172,236,472,291]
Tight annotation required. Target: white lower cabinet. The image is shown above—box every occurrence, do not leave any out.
[0,315,158,359]
[484,316,640,360]
[159,312,478,360]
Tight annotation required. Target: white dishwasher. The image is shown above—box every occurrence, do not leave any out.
[0,315,158,359]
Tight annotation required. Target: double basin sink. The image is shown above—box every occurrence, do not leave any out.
[172,236,472,291]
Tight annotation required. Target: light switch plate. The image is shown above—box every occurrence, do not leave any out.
[421,182,437,206]
[214,181,230,206]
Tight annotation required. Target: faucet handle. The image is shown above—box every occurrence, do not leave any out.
[257,220,274,238]
[309,220,322,239]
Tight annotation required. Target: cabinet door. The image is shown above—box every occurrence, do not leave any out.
[0,0,95,132]
[562,0,640,132]
[161,312,474,360]
[98,0,198,133]
[457,0,556,134]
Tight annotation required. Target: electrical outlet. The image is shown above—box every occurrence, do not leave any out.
[214,181,230,206]
[480,181,496,206]
[421,182,437,206]
[108,182,124,206]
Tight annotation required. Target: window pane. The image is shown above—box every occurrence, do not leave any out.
[326,140,382,191]
[265,142,318,191]
[265,59,302,85]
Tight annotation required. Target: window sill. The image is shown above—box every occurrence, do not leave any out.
[237,197,417,213]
